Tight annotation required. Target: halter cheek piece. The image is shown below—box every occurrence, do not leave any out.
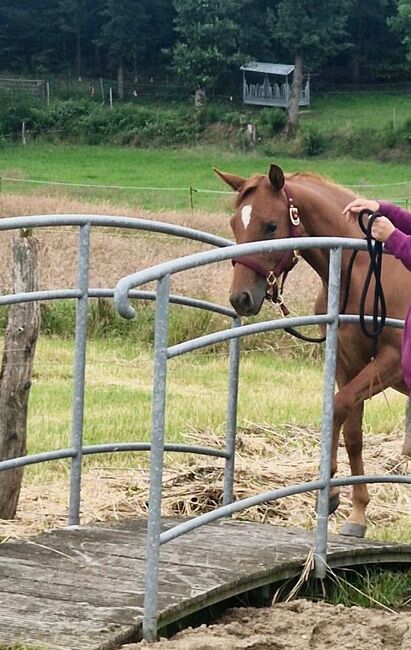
[231,185,300,316]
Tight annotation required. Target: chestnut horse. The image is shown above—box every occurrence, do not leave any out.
[216,163,410,538]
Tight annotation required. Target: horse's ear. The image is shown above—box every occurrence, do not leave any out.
[268,164,285,191]
[213,168,246,192]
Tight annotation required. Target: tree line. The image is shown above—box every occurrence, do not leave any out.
[0,1,410,107]
[1,1,409,83]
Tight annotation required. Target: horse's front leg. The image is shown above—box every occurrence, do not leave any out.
[332,346,402,537]
[340,402,369,537]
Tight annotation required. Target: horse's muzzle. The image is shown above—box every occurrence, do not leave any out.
[230,290,261,316]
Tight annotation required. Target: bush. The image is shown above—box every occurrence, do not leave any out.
[257,107,286,138]
[300,127,327,156]
[0,90,42,136]
[331,125,383,158]
[31,98,93,136]
[399,117,411,145]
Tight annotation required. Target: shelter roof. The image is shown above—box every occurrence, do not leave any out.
[240,62,295,76]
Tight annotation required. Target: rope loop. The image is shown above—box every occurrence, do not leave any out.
[357,209,387,358]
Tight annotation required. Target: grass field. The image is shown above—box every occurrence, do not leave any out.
[24,337,407,465]
[0,139,410,544]
[300,91,410,133]
[1,142,411,213]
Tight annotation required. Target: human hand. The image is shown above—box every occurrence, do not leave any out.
[370,216,395,242]
[342,198,380,223]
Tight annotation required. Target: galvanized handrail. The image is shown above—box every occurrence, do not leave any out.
[0,214,238,528]
[114,236,367,318]
[112,236,410,641]
[0,217,409,643]
[0,214,233,247]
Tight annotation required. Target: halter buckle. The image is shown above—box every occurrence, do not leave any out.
[267,271,277,287]
[289,206,300,226]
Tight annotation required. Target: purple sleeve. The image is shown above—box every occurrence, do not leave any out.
[385,229,411,271]
[379,201,411,235]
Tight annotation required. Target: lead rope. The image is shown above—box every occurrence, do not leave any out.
[281,210,387,349]
[357,209,387,359]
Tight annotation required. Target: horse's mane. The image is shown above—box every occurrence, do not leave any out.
[287,171,356,199]
[234,171,357,208]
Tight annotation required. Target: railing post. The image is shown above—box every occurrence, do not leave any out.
[223,317,241,506]
[143,274,170,642]
[314,247,342,578]
[68,223,90,526]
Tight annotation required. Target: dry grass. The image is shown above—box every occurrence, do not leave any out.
[0,192,408,545]
[0,425,409,543]
[0,191,320,310]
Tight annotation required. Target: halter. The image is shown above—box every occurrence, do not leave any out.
[232,185,300,315]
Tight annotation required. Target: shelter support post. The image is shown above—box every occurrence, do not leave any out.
[223,317,241,505]
[314,247,342,578]
[143,274,170,642]
[69,223,90,526]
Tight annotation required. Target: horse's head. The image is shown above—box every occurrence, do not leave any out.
[216,164,299,316]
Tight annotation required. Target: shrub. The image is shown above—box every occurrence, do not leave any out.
[299,127,327,157]
[257,107,286,138]
[399,117,411,145]
[331,125,383,158]
[0,91,41,136]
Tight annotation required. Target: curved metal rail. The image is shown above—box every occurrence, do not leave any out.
[0,217,409,643]
[0,214,239,530]
[113,235,410,641]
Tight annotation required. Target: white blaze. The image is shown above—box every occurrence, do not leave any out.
[241,204,252,229]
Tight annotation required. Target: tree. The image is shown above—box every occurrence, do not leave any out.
[389,0,411,61]
[101,0,151,99]
[270,1,353,137]
[59,0,100,78]
[172,0,249,106]
[340,0,405,83]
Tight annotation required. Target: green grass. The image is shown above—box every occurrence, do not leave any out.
[301,566,411,610]
[24,336,406,468]
[1,141,411,213]
[301,91,410,133]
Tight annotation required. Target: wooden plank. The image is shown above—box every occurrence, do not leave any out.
[0,519,410,650]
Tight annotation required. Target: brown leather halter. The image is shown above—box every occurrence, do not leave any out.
[232,185,300,315]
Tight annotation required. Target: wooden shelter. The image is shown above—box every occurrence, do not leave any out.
[240,62,310,108]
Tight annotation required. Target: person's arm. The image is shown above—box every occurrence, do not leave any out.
[384,229,411,272]
[378,201,411,235]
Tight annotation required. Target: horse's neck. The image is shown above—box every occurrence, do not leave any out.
[288,180,359,282]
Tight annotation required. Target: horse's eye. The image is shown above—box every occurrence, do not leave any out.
[265,222,277,234]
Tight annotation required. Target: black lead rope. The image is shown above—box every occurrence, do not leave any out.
[357,209,387,358]
[283,209,387,349]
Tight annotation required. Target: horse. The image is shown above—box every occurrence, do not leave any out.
[215,163,411,538]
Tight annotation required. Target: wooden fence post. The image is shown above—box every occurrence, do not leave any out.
[0,232,41,519]
[403,398,411,457]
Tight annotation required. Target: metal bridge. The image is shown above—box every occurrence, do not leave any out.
[0,215,410,649]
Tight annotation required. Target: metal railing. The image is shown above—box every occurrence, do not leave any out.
[0,214,236,528]
[0,217,410,642]
[114,236,411,641]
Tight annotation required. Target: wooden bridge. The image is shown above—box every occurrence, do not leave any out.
[0,518,410,650]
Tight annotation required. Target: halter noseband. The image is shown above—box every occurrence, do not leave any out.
[232,184,301,315]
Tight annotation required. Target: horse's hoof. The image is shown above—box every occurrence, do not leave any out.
[328,493,340,515]
[340,522,367,538]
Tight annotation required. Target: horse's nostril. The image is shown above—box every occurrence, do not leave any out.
[231,291,254,315]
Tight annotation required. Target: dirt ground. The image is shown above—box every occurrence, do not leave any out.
[126,600,411,650]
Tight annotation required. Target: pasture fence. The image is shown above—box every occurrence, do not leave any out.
[1,176,411,213]
[0,215,409,642]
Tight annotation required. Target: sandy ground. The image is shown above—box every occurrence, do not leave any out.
[125,600,411,650]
